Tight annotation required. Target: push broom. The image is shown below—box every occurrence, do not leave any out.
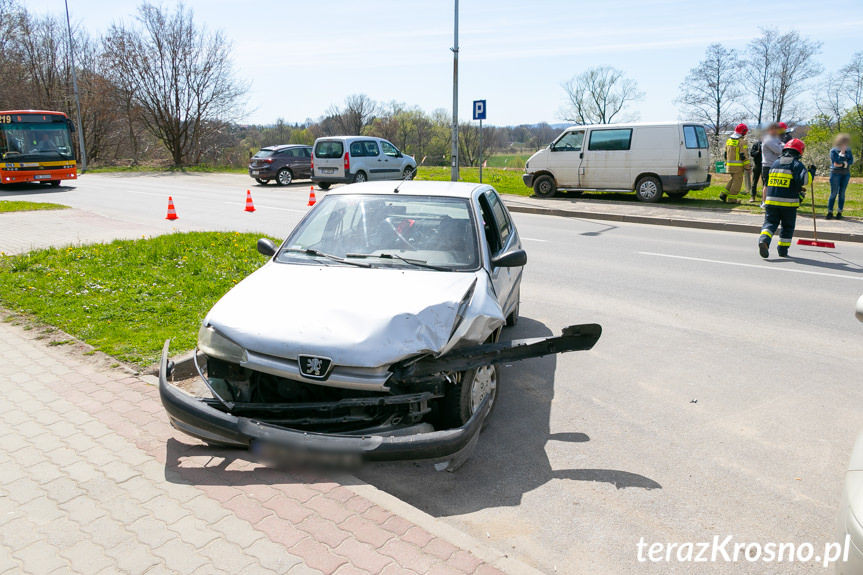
[797,166,836,249]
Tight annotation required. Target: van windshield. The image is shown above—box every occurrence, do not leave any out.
[315,140,344,158]
[683,126,709,149]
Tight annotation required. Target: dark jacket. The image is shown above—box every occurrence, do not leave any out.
[830,147,854,175]
[764,151,808,207]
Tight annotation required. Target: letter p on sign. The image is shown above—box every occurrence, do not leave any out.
[473,100,486,121]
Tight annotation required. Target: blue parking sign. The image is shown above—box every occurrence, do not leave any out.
[473,100,486,121]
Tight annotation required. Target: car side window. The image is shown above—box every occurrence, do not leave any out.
[485,190,512,246]
[363,141,380,156]
[552,131,584,151]
[381,141,399,157]
[350,142,365,157]
[477,194,503,255]
[302,148,312,157]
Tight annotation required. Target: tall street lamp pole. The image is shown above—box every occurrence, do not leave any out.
[64,0,87,172]
[450,0,459,182]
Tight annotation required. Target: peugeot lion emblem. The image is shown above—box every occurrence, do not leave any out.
[298,355,333,380]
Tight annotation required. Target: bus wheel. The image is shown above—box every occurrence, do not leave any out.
[48,181,61,187]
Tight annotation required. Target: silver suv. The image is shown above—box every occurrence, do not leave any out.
[311,136,417,190]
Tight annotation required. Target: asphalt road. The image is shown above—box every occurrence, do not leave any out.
[4,173,863,574]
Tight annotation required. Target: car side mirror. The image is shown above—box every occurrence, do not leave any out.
[257,238,277,257]
[491,249,527,268]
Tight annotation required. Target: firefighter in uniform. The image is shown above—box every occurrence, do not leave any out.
[720,123,751,203]
[758,139,809,258]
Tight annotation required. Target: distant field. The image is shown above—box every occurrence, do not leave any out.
[415,166,529,196]
[484,154,531,168]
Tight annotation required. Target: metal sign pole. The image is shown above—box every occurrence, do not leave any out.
[479,119,483,183]
[64,0,87,172]
[450,0,459,182]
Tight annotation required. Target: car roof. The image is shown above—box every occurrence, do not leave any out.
[563,121,692,131]
[325,180,488,199]
[261,144,310,151]
[314,136,387,142]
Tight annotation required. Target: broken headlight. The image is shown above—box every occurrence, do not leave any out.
[197,324,246,364]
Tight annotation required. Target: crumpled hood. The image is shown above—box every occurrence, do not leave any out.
[203,263,503,368]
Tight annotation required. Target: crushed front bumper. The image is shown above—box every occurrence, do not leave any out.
[158,341,489,469]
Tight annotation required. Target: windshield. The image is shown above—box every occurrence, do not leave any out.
[0,122,74,161]
[276,194,480,270]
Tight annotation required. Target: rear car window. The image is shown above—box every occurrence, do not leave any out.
[254,150,275,158]
[315,140,344,158]
[588,129,632,151]
[683,125,709,149]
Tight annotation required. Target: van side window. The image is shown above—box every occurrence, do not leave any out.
[588,129,632,151]
[552,131,583,151]
[363,141,380,156]
[381,141,399,157]
[350,142,365,156]
[683,126,709,149]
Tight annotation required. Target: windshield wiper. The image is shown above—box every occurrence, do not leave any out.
[345,253,451,271]
[282,248,370,268]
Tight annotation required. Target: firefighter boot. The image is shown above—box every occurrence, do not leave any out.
[778,246,789,257]
[759,238,770,259]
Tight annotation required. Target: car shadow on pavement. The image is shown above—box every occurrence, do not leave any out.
[160,316,661,513]
[354,316,662,517]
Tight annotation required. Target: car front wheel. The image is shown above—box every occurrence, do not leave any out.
[635,176,662,202]
[533,175,556,198]
[255,178,269,185]
[439,364,499,429]
[276,168,293,186]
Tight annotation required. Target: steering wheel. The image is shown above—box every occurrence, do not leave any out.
[386,218,417,251]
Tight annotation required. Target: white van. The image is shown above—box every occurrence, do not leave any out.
[522,122,711,201]
[311,136,417,190]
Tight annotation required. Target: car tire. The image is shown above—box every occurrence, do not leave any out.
[318,183,331,190]
[506,297,519,327]
[439,364,500,430]
[533,175,556,198]
[666,190,689,198]
[635,176,663,202]
[255,178,269,185]
[352,171,367,183]
[403,166,415,180]
[275,168,293,186]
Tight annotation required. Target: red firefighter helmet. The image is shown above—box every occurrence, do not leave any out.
[783,138,805,155]
[734,123,749,135]
[776,121,788,133]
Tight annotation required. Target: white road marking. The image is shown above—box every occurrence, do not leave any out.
[222,202,306,213]
[639,251,863,282]
[521,237,549,242]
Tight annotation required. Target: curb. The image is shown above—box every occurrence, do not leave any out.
[503,203,863,244]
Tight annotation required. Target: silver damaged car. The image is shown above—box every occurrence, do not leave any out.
[159,181,601,469]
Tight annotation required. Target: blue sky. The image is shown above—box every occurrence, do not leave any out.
[27,0,863,126]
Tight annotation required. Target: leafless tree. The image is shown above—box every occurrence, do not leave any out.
[0,0,27,107]
[742,28,776,126]
[769,30,822,122]
[816,72,846,131]
[103,2,248,166]
[458,122,497,167]
[559,66,643,124]
[327,94,379,135]
[841,52,863,166]
[675,43,743,141]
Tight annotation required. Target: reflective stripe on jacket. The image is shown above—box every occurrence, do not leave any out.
[725,137,746,167]
[764,153,808,207]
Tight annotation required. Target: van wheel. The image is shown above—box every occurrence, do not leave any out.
[352,172,367,183]
[666,191,689,198]
[317,183,331,190]
[635,176,662,202]
[533,175,556,198]
[276,168,293,186]
[402,166,415,180]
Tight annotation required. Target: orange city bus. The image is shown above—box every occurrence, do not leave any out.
[0,110,78,186]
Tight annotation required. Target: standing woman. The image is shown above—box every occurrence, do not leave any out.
[827,133,854,220]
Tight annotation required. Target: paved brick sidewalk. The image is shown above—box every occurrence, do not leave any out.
[0,320,513,575]
[0,210,165,255]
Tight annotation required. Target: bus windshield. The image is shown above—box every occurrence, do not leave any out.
[0,123,74,162]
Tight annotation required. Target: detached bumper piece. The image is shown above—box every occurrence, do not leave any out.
[158,341,489,470]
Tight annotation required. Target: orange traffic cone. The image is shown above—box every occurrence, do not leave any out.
[244,190,256,212]
[165,196,178,220]
[307,186,317,207]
